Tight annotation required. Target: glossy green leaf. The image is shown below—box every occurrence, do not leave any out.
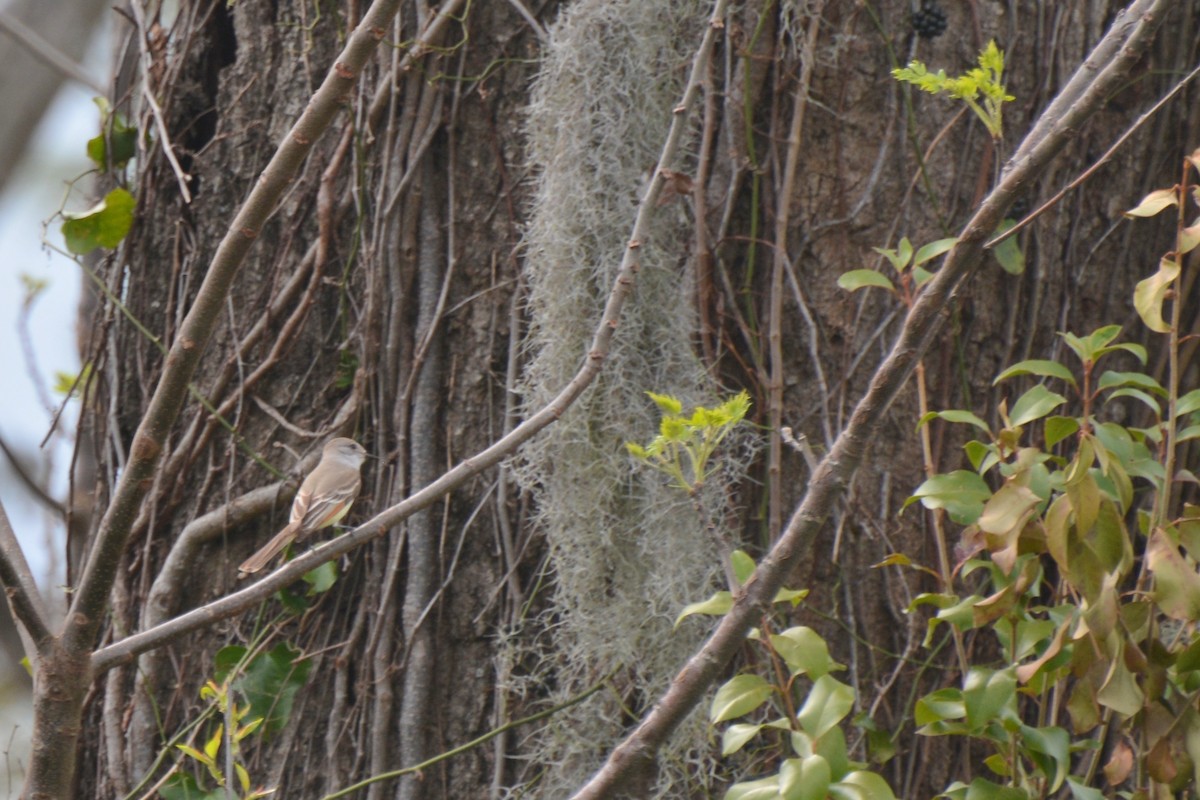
[830,771,897,800]
[676,591,733,626]
[915,688,964,726]
[780,755,831,800]
[962,777,1029,800]
[711,674,772,723]
[963,667,1016,731]
[1018,723,1069,792]
[1044,416,1079,448]
[724,775,781,800]
[913,237,959,266]
[797,675,854,739]
[1097,370,1166,395]
[721,723,763,755]
[993,359,1076,387]
[731,550,756,584]
[1096,643,1144,716]
[908,471,991,525]
[771,626,840,678]
[918,409,991,433]
[1009,384,1067,427]
[838,269,896,293]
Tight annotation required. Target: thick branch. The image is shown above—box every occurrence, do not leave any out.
[91,0,731,676]
[0,498,51,650]
[567,1,1172,796]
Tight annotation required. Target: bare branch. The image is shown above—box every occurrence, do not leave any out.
[92,0,732,676]
[0,497,51,653]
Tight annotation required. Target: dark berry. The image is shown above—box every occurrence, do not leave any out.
[912,3,948,39]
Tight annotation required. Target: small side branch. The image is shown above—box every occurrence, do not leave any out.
[0,498,51,652]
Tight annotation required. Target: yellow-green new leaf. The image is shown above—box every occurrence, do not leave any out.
[675,590,733,626]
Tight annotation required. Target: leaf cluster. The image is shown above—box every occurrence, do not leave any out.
[626,390,751,493]
[892,40,1014,139]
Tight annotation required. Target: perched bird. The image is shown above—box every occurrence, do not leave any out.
[238,437,367,575]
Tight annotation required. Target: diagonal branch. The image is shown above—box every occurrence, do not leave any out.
[91,0,732,676]
[62,0,466,655]
[0,498,51,651]
[566,1,1173,796]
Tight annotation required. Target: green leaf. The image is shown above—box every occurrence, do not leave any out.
[675,590,733,626]
[993,359,1076,387]
[61,187,136,255]
[1008,384,1067,427]
[731,550,756,584]
[915,688,964,726]
[1125,187,1178,217]
[913,237,958,266]
[1134,256,1181,333]
[908,470,991,524]
[963,667,1016,731]
[1177,388,1200,417]
[797,675,855,738]
[831,771,898,800]
[1064,777,1105,800]
[724,775,781,800]
[711,674,773,723]
[233,642,313,736]
[303,560,338,593]
[991,220,1024,274]
[1043,416,1079,448]
[838,269,896,293]
[1017,724,1070,792]
[1096,642,1144,715]
[1097,370,1166,395]
[773,586,809,606]
[771,626,840,678]
[86,97,138,170]
[780,755,832,800]
[918,409,991,433]
[176,743,214,767]
[721,723,763,755]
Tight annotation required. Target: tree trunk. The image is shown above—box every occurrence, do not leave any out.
[61,0,1200,797]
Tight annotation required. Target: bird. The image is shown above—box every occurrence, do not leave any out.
[238,437,367,575]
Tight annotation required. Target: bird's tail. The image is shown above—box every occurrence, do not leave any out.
[238,523,301,575]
